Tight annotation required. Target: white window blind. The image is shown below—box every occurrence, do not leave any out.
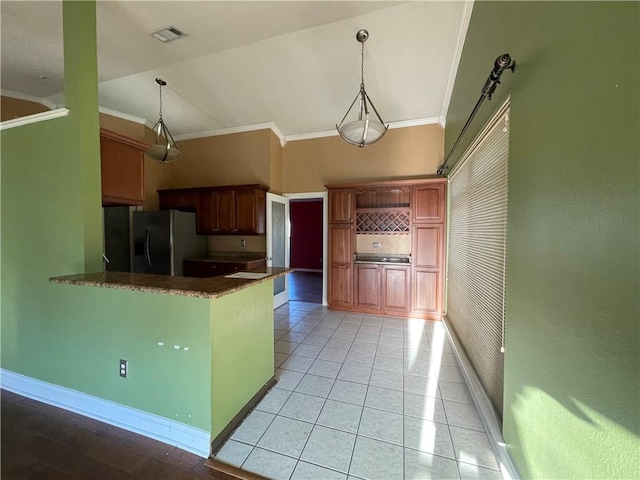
[447,102,510,417]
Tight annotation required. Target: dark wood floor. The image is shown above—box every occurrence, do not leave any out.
[288,270,322,303]
[1,389,223,479]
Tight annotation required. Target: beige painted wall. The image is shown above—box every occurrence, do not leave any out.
[282,124,444,193]
[269,131,283,194]
[1,96,50,122]
[172,129,272,188]
[99,113,172,210]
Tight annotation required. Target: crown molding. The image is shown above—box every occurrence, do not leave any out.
[174,121,287,146]
[440,0,474,125]
[99,106,154,130]
[1,89,58,110]
[285,116,442,143]
[0,108,69,131]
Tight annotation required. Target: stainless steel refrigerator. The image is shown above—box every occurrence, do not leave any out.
[133,210,206,276]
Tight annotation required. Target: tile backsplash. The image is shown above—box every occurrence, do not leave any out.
[356,234,411,254]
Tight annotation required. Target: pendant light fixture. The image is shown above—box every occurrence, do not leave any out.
[146,78,182,163]
[336,29,388,147]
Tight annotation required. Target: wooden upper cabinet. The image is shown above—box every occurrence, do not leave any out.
[413,183,446,223]
[217,190,236,234]
[160,184,267,236]
[329,190,354,223]
[235,188,266,235]
[197,190,235,234]
[100,129,148,206]
[158,189,198,211]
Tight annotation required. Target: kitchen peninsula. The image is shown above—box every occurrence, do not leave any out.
[48,267,288,456]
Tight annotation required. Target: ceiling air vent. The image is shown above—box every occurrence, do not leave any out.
[152,26,187,43]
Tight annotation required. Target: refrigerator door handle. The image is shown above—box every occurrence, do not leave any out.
[145,226,152,267]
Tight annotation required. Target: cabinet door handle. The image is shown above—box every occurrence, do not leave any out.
[145,226,152,267]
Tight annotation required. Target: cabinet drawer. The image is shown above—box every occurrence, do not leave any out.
[183,260,225,278]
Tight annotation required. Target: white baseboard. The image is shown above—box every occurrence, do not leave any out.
[0,369,211,458]
[441,319,520,480]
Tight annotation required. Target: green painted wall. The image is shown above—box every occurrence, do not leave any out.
[445,2,639,479]
[1,1,210,432]
[210,280,274,438]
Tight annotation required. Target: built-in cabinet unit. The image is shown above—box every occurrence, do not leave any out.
[328,189,354,307]
[327,178,446,320]
[100,128,148,206]
[158,184,268,235]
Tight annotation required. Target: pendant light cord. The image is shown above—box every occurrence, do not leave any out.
[360,41,365,87]
[165,84,221,124]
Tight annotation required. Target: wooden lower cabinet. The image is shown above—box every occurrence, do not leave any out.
[183,258,266,278]
[382,265,411,313]
[412,269,441,315]
[354,264,381,309]
[354,263,410,315]
[329,264,352,307]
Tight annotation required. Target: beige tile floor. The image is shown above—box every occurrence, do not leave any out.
[215,301,503,480]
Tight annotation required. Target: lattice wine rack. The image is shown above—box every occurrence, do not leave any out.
[356,209,411,234]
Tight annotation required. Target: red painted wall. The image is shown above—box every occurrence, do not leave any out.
[290,199,323,270]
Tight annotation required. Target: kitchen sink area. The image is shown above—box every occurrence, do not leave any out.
[354,253,411,264]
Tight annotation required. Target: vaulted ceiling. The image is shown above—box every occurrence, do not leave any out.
[1,1,472,140]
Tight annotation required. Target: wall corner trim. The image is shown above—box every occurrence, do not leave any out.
[1,88,58,110]
[440,0,475,123]
[173,121,286,146]
[0,369,211,458]
[285,117,441,143]
[99,106,154,130]
[0,108,70,131]
[441,319,520,480]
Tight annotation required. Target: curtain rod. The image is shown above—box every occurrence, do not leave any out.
[437,53,516,176]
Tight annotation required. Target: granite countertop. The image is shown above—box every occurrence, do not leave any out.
[50,267,290,299]
[186,256,267,264]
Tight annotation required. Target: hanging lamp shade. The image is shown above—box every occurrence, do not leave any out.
[336,30,388,147]
[146,78,182,163]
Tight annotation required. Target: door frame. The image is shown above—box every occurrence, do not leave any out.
[266,193,290,309]
[284,192,328,306]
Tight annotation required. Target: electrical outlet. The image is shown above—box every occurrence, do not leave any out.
[373,242,381,248]
[119,359,128,378]
[241,239,246,247]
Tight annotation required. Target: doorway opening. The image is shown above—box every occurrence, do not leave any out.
[285,192,328,305]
